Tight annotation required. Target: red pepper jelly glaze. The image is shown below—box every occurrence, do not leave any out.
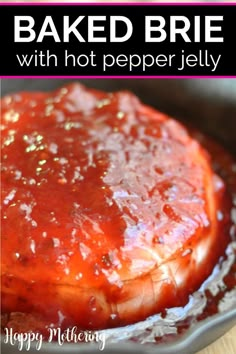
[1,83,232,335]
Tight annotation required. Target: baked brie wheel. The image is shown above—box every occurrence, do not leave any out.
[1,83,229,332]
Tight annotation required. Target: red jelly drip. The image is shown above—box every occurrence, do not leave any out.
[1,84,235,344]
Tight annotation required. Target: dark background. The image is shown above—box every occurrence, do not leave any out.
[0,4,235,76]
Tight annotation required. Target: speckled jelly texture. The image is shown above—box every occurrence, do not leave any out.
[1,84,233,332]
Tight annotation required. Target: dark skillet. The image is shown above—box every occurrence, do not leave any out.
[1,79,236,354]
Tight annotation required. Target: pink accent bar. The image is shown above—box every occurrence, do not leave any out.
[1,76,236,79]
[0,2,236,6]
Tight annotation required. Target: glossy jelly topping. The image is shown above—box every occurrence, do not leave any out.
[1,84,234,336]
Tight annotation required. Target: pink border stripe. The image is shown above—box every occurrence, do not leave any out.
[1,76,236,79]
[1,2,236,5]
